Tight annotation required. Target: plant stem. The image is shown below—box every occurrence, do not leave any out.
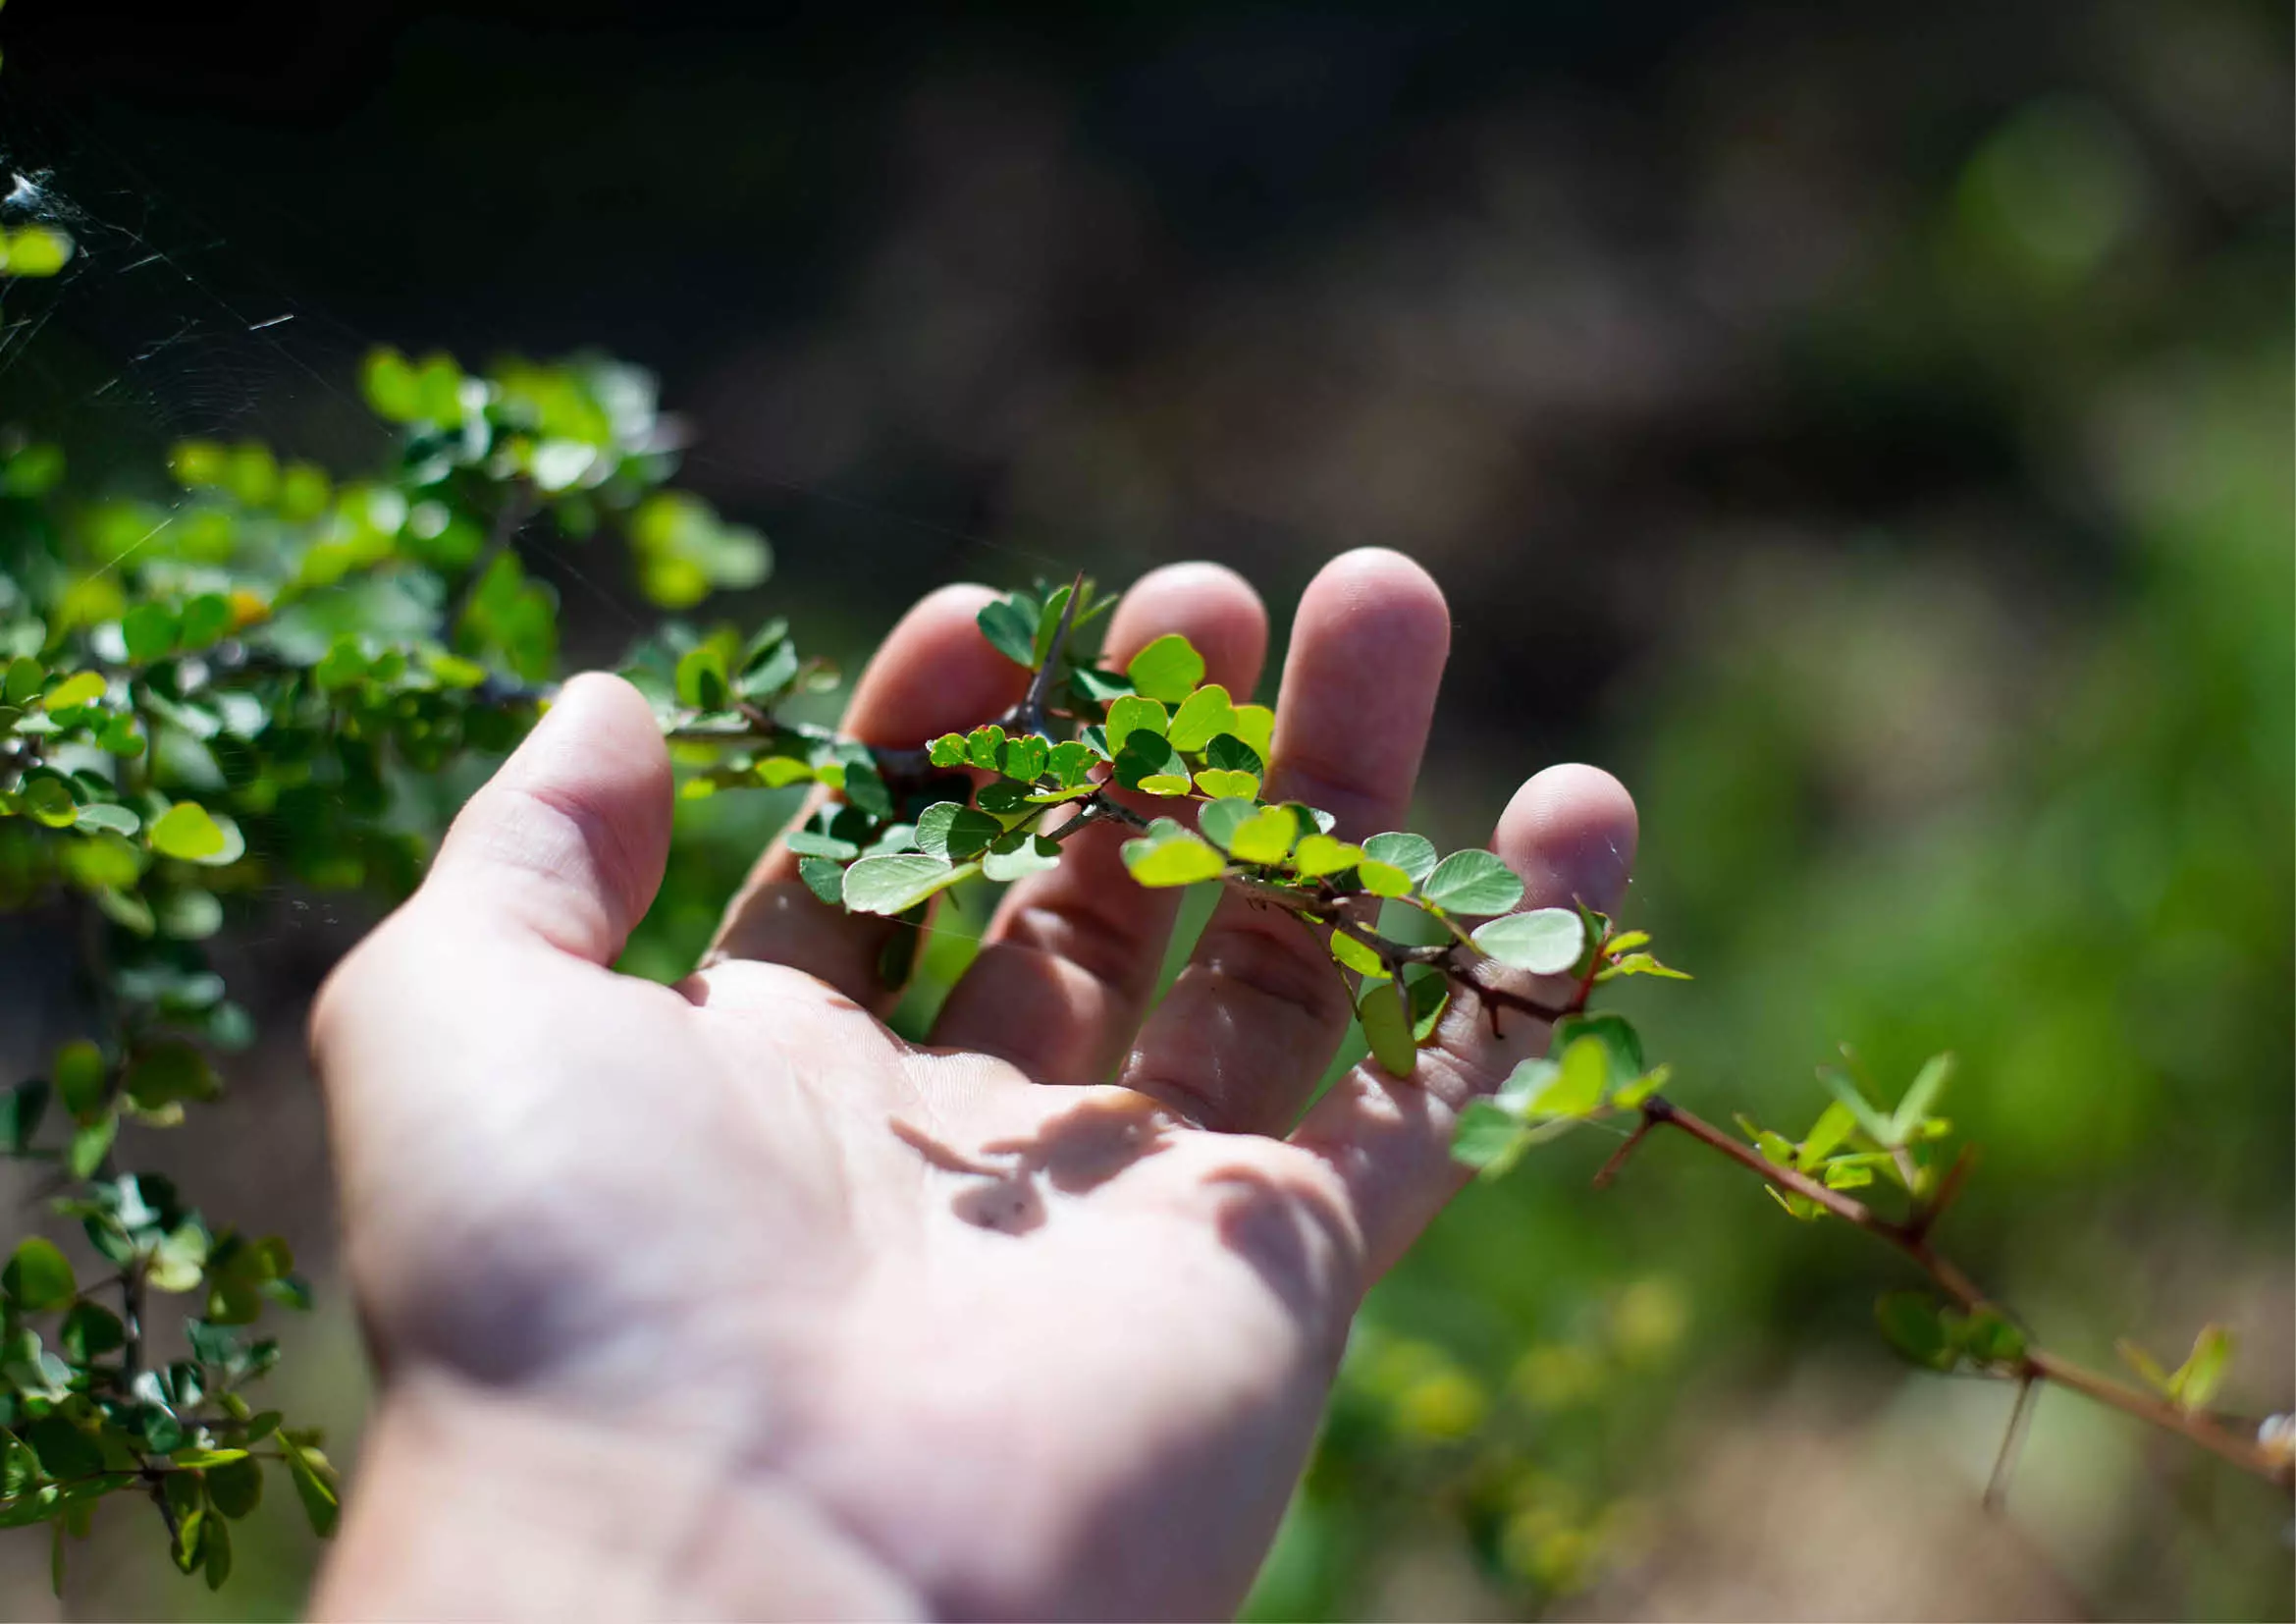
[1604,1094,2294,1489]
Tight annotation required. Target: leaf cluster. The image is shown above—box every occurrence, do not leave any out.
[0,342,767,1584]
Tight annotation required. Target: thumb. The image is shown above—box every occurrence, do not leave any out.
[419,673,672,964]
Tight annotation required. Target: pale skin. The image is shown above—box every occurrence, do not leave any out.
[309,548,1638,1620]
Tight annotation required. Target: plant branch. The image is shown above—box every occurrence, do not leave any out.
[1010,571,1085,739]
[1601,1094,2294,1489]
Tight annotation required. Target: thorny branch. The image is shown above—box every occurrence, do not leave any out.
[1601,1092,2295,1490]
[682,678,2294,1501]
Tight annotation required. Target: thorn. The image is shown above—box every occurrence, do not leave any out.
[1592,1115,1656,1190]
[1986,1373,2040,1512]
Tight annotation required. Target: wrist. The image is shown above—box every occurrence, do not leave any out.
[316,1371,922,1621]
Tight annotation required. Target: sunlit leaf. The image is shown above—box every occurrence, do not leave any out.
[1468,908,1585,974]
[1165,684,1235,753]
[1227,804,1299,865]
[1421,850,1524,915]
[842,854,976,915]
[1362,832,1437,883]
[1291,834,1362,878]
[1357,860,1413,897]
[1121,828,1226,887]
[148,803,227,863]
[1329,930,1389,980]
[1124,633,1205,705]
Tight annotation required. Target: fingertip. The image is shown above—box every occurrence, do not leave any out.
[1301,548,1453,662]
[424,669,677,963]
[1105,562,1269,693]
[843,581,1030,744]
[1496,764,1639,915]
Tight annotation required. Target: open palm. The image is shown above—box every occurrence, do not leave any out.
[310,550,1636,1620]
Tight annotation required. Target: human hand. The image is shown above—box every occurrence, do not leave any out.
[308,549,1637,1620]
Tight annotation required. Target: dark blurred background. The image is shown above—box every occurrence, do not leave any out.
[0,1,2289,1616]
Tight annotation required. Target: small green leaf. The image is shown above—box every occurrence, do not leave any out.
[842,854,975,915]
[4,1238,75,1311]
[1104,695,1167,755]
[284,1443,341,1539]
[976,598,1039,667]
[1124,633,1205,705]
[1121,829,1226,887]
[59,1301,124,1361]
[169,1447,249,1469]
[1611,1062,1671,1109]
[122,603,180,665]
[1226,804,1299,865]
[1550,1011,1644,1082]
[915,802,1001,861]
[1226,704,1275,760]
[1358,978,1417,1078]
[783,830,860,861]
[3,656,42,706]
[1888,1054,1954,1147]
[998,735,1049,782]
[1452,1100,1532,1177]
[1201,732,1263,777]
[73,802,139,838]
[966,726,1008,770]
[1192,768,1260,799]
[1796,1101,1860,1168]
[797,856,845,905]
[1958,1308,2029,1367]
[1329,931,1389,980]
[1290,834,1361,878]
[1046,740,1096,786]
[1468,908,1585,974]
[202,1509,233,1591]
[40,672,106,712]
[1068,666,1133,703]
[1030,584,1074,667]
[1529,1037,1608,1118]
[20,774,77,828]
[1357,860,1413,897]
[53,1040,107,1121]
[1594,950,1693,982]
[125,1042,220,1110]
[1165,684,1235,753]
[1362,832,1437,883]
[148,803,227,862]
[25,1417,101,1482]
[672,645,730,711]
[1421,849,1524,915]
[2169,1324,2232,1410]
[1197,797,1256,851]
[928,733,969,768]
[1876,1292,1959,1371]
[67,1115,115,1178]
[1113,733,1188,792]
[1405,969,1450,1042]
[206,1456,262,1520]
